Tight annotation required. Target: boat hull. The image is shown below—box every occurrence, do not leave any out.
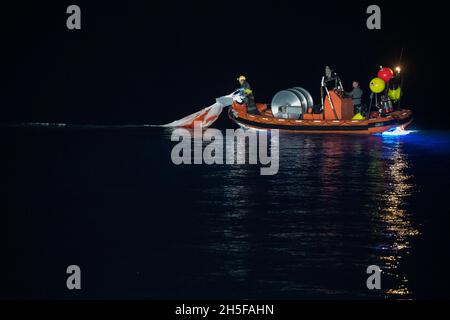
[228,104,413,135]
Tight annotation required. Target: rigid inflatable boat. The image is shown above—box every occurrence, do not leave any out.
[228,67,413,134]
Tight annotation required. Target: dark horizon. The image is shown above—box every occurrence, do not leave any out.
[2,1,448,128]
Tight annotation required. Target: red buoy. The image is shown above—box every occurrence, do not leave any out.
[377,67,394,83]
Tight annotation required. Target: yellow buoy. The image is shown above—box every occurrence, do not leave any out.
[369,77,385,93]
[388,87,401,101]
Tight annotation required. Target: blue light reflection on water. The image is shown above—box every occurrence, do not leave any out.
[380,130,450,155]
[380,127,414,136]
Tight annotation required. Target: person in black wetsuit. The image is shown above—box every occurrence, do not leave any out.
[237,75,259,115]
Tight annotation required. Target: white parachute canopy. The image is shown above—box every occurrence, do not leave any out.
[156,92,239,128]
[160,101,223,128]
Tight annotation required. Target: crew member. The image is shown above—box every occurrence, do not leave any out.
[346,80,363,114]
[237,75,258,115]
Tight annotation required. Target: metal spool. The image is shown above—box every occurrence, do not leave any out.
[292,87,314,109]
[271,87,314,119]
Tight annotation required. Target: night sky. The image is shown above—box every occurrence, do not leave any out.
[2,0,448,128]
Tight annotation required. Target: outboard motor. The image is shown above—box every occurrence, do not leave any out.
[271,87,314,119]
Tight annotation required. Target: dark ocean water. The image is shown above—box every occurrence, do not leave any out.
[1,127,450,299]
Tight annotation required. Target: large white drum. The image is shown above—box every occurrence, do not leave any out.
[271,87,314,119]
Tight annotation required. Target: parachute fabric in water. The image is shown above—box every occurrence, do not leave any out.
[157,93,235,128]
[159,102,224,128]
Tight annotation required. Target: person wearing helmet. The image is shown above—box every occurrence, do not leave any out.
[237,75,258,115]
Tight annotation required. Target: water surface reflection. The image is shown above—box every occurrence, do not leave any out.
[175,132,420,298]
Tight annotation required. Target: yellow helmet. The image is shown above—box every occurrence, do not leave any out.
[237,75,246,81]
